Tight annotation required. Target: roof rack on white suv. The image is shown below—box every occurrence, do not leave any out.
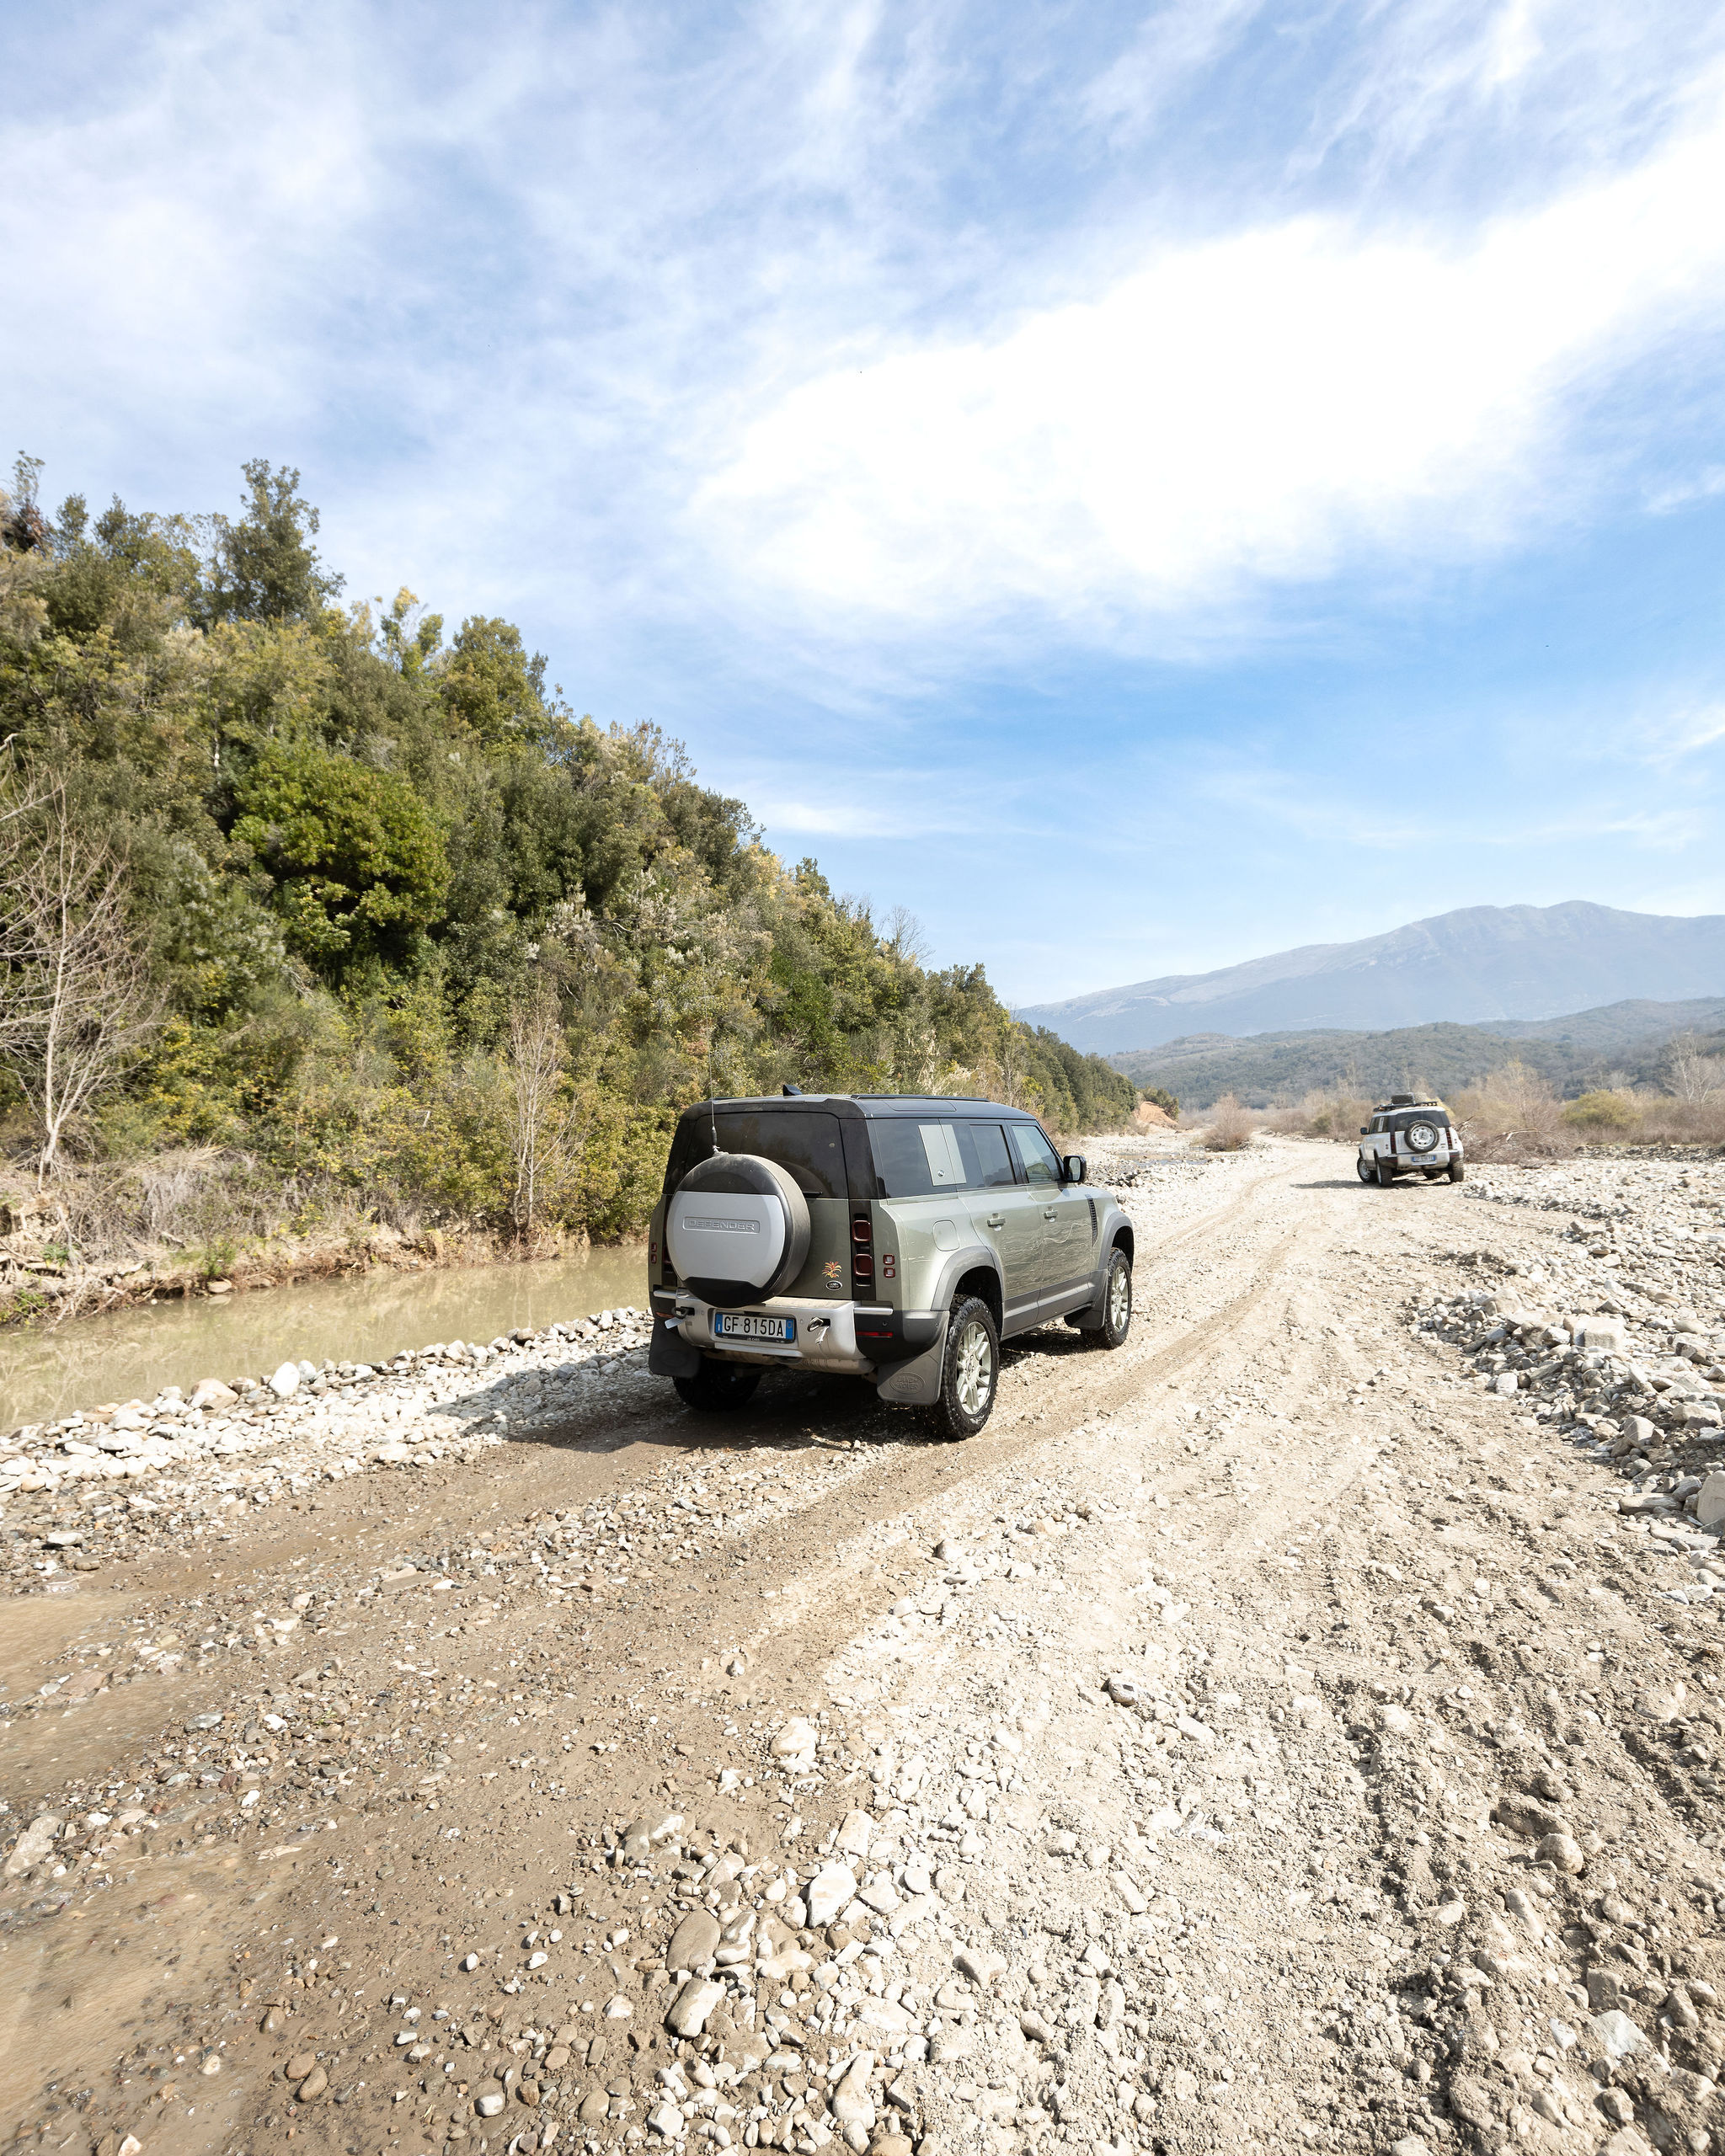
[1358,1097,1464,1190]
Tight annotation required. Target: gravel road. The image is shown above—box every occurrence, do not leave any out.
[7,1134,1725,2156]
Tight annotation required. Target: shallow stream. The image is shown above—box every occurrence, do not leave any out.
[0,1243,648,1430]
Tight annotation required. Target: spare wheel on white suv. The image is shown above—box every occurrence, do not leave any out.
[665,1153,811,1309]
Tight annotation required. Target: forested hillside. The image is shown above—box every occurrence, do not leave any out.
[0,456,1132,1262]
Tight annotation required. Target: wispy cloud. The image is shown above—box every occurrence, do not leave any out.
[8,0,1725,1003]
[697,83,1725,639]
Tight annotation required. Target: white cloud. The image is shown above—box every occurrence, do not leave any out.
[697,85,1725,635]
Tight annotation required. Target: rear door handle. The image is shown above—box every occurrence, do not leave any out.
[985,1214,1006,1230]
[1043,1206,1057,1219]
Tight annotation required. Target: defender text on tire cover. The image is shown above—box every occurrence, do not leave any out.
[665,1152,811,1310]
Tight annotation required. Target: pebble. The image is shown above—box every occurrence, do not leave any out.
[669,1912,722,1968]
[269,1361,301,1399]
[807,1863,858,1926]
[296,2063,327,2101]
[831,2055,878,2131]
[666,1978,725,2037]
[1537,1832,1586,1874]
[771,1718,819,1770]
[836,1809,874,1856]
[476,2084,506,2116]
[954,1945,1007,1987]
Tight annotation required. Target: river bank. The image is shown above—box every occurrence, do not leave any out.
[0,1193,595,1331]
[0,1240,649,1431]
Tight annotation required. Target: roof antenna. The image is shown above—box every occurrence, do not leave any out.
[708,1027,723,1156]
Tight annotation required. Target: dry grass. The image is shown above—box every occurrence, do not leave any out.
[1261,1088,1375,1141]
[1200,1063,1725,1166]
[1195,1094,1258,1152]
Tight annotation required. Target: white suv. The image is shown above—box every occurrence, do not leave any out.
[1357,1096,1464,1187]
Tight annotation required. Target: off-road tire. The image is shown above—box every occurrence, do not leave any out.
[1448,1159,1466,1183]
[672,1358,762,1413]
[1081,1247,1132,1349]
[1356,1157,1375,1184]
[929,1295,998,1443]
[1375,1160,1396,1187]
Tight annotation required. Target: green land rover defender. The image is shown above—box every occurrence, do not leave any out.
[646,1092,1135,1438]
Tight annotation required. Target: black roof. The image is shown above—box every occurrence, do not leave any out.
[1373,1097,1445,1113]
[686,1093,1039,1122]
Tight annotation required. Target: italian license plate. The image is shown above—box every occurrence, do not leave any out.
[713,1313,794,1342]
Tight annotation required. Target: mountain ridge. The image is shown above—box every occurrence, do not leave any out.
[1016,901,1725,1053]
[1107,996,1725,1113]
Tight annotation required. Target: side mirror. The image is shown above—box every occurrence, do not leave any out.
[1063,1155,1087,1184]
[1359,1127,1368,1136]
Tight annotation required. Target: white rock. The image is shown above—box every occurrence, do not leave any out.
[836,1809,874,1857]
[3,1814,62,1879]
[665,1978,725,2037]
[1592,2009,1648,2061]
[1490,1373,1519,1396]
[270,1362,301,1399]
[1377,1703,1414,1736]
[856,1874,900,1915]
[1697,1472,1725,1529]
[190,1378,239,1411]
[1577,1319,1627,1353]
[806,1864,857,1927]
[830,2055,878,2132]
[771,1718,818,1770]
[955,1945,1007,1987]
[605,1995,633,2019]
[648,2102,686,2140]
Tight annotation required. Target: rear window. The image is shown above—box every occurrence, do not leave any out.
[865,1118,1019,1198]
[1390,1108,1446,1132]
[664,1108,849,1199]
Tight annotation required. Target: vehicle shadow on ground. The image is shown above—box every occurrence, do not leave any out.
[440,1316,1101,1468]
[1290,1175,1455,1190]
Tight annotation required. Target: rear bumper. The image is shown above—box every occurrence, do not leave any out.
[647,1289,939,1375]
[1360,1147,1461,1168]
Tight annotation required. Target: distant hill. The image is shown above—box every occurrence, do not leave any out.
[1016,902,1725,1054]
[1111,997,1725,1113]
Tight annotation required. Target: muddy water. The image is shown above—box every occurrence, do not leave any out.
[0,1242,648,1429]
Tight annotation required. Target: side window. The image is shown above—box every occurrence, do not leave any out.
[1010,1123,1063,1188]
[959,1122,1016,1189]
[867,1120,936,1197]
[916,1123,967,1188]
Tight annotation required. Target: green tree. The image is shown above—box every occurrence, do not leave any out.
[232,741,447,982]
[440,616,550,745]
[205,460,343,624]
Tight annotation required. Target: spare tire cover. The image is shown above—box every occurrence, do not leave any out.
[1407,1119,1439,1152]
[665,1153,812,1310]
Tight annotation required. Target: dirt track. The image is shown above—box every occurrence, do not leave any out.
[6,1135,1725,2156]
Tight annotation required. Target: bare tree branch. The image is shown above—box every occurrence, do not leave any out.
[0,771,161,1182]
[502,979,585,1237]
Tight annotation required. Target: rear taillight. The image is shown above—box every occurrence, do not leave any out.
[852,1213,873,1291]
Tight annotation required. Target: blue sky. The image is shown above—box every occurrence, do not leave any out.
[6,0,1725,1006]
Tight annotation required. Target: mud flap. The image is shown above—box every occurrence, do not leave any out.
[874,1318,948,1406]
[1065,1267,1110,1331]
[648,1321,702,1378]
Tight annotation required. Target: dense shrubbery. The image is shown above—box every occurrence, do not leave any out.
[0,456,1134,1251]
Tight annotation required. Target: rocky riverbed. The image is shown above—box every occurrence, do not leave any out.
[7,1135,1725,2156]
